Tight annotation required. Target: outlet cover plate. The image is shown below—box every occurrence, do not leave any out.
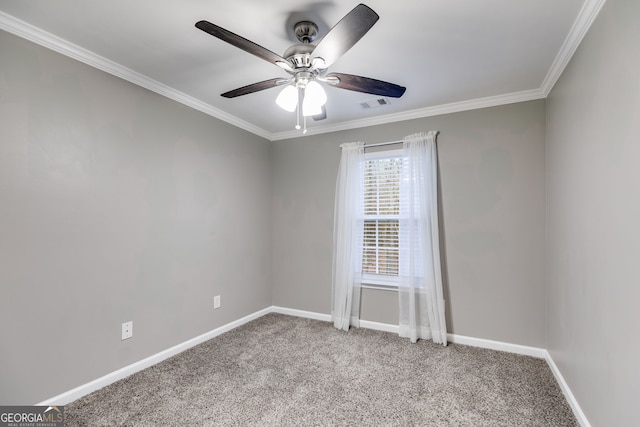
[213,295,221,309]
[122,321,133,340]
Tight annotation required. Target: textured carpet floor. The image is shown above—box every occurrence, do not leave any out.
[66,313,577,426]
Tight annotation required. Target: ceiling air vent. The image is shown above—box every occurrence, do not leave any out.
[360,97,391,109]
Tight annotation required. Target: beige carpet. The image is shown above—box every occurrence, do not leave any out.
[66,313,577,426]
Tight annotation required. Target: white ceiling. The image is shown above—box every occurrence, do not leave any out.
[0,0,602,140]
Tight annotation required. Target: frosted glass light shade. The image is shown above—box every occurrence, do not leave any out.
[302,81,326,116]
[302,100,323,116]
[276,85,298,112]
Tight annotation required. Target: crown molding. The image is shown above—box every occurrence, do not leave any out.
[270,88,546,141]
[1,0,606,142]
[274,0,608,141]
[0,11,272,140]
[540,0,607,96]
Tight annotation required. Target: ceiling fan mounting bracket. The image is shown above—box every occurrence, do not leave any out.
[293,21,318,44]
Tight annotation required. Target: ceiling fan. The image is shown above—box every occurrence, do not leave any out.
[195,3,406,133]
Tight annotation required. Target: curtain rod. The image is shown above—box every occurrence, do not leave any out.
[340,131,439,149]
[339,140,403,149]
[364,140,403,148]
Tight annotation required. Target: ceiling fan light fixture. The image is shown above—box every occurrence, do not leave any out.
[306,81,327,105]
[302,99,323,117]
[302,81,326,116]
[276,85,298,112]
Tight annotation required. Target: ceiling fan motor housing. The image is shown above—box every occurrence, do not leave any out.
[284,43,315,69]
[283,21,323,69]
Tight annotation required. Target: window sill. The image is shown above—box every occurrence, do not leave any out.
[361,282,399,292]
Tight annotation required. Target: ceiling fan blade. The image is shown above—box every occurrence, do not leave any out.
[221,78,288,98]
[311,4,379,68]
[312,106,327,121]
[196,20,291,69]
[326,73,406,98]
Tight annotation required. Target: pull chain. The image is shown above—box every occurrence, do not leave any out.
[296,87,303,130]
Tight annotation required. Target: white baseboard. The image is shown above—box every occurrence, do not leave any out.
[270,307,400,334]
[271,307,547,358]
[446,333,548,359]
[36,307,272,406]
[271,306,331,322]
[359,319,400,334]
[545,351,591,427]
[36,305,590,427]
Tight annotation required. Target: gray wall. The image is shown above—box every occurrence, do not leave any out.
[545,0,640,425]
[271,100,547,347]
[0,30,271,404]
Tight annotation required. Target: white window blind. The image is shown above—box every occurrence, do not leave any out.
[362,151,402,284]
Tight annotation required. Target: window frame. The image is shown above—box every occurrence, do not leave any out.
[361,148,403,289]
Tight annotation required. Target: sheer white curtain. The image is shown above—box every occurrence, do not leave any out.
[398,131,447,345]
[331,142,365,331]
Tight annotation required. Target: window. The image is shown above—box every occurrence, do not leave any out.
[362,149,402,286]
[332,133,445,341]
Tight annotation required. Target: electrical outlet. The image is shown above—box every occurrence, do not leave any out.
[213,295,221,309]
[122,321,133,340]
